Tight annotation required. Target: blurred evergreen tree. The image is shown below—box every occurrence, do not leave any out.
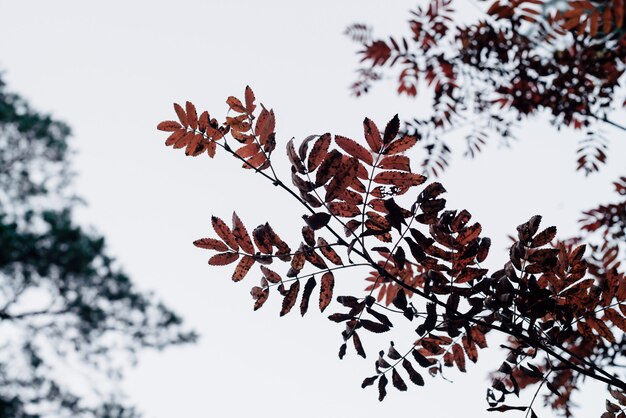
[0,73,197,417]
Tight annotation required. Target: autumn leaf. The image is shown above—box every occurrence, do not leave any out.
[307,133,331,171]
[212,216,239,250]
[452,343,466,372]
[456,223,482,245]
[455,267,487,284]
[232,255,255,282]
[373,171,426,187]
[280,281,300,316]
[232,212,255,254]
[185,101,198,130]
[325,157,359,202]
[531,226,557,247]
[173,103,188,127]
[260,266,281,284]
[587,316,616,343]
[193,238,228,252]
[315,149,342,186]
[251,286,269,311]
[319,271,335,312]
[318,237,343,265]
[244,85,256,114]
[300,276,317,316]
[208,252,239,266]
[287,138,306,174]
[335,135,374,165]
[226,96,247,113]
[329,201,361,217]
[363,117,383,153]
[157,121,182,131]
[384,135,418,154]
[379,155,411,171]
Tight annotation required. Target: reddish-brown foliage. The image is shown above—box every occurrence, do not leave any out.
[347,0,626,176]
[158,87,626,418]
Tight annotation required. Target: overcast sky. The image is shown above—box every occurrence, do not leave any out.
[1,1,625,417]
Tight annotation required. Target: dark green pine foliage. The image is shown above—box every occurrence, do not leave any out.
[0,74,197,417]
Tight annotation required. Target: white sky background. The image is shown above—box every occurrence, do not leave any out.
[1,1,625,417]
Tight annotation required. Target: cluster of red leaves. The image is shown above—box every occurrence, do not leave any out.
[348,0,626,175]
[157,87,626,418]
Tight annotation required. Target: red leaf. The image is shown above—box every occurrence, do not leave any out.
[452,343,466,372]
[173,103,188,127]
[385,135,418,154]
[253,225,272,254]
[165,130,185,147]
[212,216,239,250]
[379,155,411,171]
[307,133,331,171]
[260,266,281,283]
[280,280,300,316]
[455,267,488,284]
[244,86,256,114]
[329,201,361,217]
[315,150,342,186]
[287,138,306,174]
[157,121,182,131]
[304,249,328,269]
[232,255,255,281]
[255,108,275,144]
[462,335,478,363]
[235,142,260,159]
[208,252,239,266]
[373,171,426,187]
[587,316,616,343]
[226,96,246,113]
[185,101,198,130]
[325,157,359,202]
[335,135,374,165]
[232,212,255,254]
[290,245,306,275]
[251,286,269,310]
[193,238,228,252]
[300,276,317,316]
[319,271,335,311]
[531,226,557,247]
[363,117,383,153]
[173,131,194,149]
[456,223,482,245]
[318,237,343,265]
[198,111,209,132]
[185,133,204,156]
